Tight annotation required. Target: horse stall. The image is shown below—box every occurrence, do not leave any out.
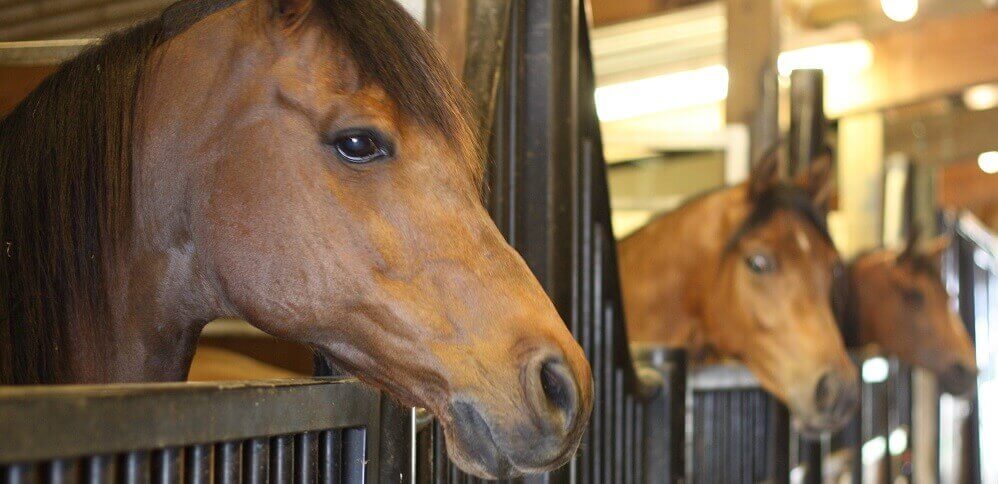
[2,0,997,483]
[0,0,688,482]
[945,213,998,484]
[0,379,412,483]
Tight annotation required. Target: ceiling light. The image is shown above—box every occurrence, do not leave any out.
[979,151,998,174]
[963,83,998,111]
[881,0,918,22]
[862,357,889,383]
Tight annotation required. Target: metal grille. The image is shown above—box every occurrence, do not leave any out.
[0,379,408,484]
[414,0,684,482]
[687,367,790,484]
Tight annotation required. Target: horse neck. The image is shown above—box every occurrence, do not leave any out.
[620,187,743,351]
[840,264,865,349]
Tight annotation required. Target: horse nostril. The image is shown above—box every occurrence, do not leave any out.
[942,363,978,395]
[529,355,579,431]
[814,372,837,414]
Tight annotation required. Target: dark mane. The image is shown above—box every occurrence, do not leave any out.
[1,0,474,384]
[0,22,162,384]
[723,183,833,253]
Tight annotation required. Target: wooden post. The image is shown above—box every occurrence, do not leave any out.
[725,0,780,164]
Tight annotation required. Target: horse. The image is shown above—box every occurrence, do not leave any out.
[619,149,858,435]
[0,0,593,478]
[845,232,978,395]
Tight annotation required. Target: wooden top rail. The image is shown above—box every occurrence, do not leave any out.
[0,377,380,463]
[0,39,92,65]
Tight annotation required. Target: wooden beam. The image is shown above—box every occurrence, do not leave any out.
[885,106,998,165]
[826,11,998,117]
[590,0,706,26]
[726,0,779,163]
[938,157,998,210]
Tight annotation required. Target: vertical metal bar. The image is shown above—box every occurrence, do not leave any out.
[769,398,791,484]
[270,436,294,484]
[215,441,241,484]
[184,445,211,484]
[342,428,366,484]
[47,460,78,484]
[319,430,342,484]
[788,69,826,175]
[295,433,317,484]
[121,451,150,484]
[3,464,36,484]
[152,449,180,484]
[85,456,114,484]
[244,438,270,484]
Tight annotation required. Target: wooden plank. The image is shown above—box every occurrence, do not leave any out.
[938,157,998,210]
[725,0,779,162]
[885,106,998,165]
[590,0,706,26]
[826,11,998,117]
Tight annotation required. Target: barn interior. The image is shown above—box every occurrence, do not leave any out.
[1,0,995,482]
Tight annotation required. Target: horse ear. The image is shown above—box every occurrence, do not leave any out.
[269,0,313,27]
[898,225,923,263]
[922,235,951,260]
[749,145,781,200]
[797,149,835,210]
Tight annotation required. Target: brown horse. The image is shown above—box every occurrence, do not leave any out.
[846,234,978,395]
[0,0,593,478]
[620,150,858,434]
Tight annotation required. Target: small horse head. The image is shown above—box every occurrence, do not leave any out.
[850,233,977,395]
[703,150,858,435]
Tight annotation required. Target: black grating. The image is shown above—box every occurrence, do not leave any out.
[0,429,369,484]
[689,388,789,484]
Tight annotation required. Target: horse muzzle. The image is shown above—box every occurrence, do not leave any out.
[440,347,592,479]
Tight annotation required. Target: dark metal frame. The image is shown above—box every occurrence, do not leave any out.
[0,378,410,483]
[414,0,687,482]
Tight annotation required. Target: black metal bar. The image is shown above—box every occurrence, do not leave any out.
[295,433,317,484]
[85,456,114,484]
[320,430,343,484]
[121,451,150,484]
[788,69,826,175]
[46,459,78,484]
[270,436,294,484]
[152,448,180,484]
[244,438,270,484]
[215,441,241,484]
[342,428,366,483]
[3,465,35,484]
[184,445,211,484]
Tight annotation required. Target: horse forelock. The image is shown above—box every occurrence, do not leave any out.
[315,0,483,187]
[723,183,833,255]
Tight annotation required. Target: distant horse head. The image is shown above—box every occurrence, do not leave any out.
[0,0,592,478]
[849,232,977,395]
[622,148,857,435]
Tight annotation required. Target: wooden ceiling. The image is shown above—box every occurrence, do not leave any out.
[590,0,708,26]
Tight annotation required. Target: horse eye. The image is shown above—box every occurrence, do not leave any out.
[745,253,777,274]
[902,288,925,307]
[329,130,390,164]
